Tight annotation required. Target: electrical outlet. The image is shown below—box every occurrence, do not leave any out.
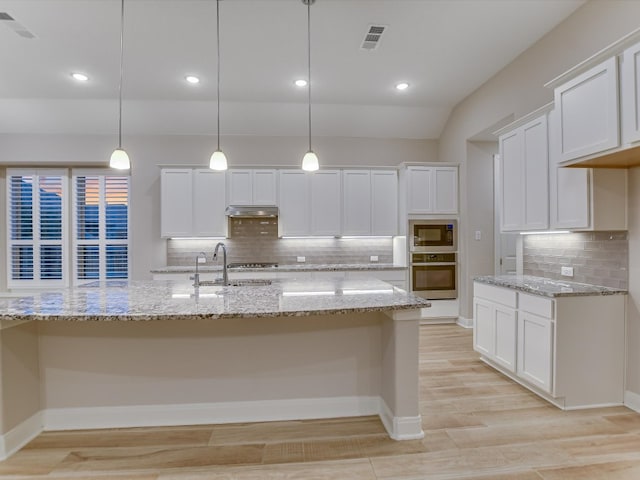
[475,230,482,241]
[370,255,379,262]
[297,256,306,263]
[561,266,574,277]
[197,257,206,264]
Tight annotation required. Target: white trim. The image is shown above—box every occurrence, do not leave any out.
[379,399,424,440]
[42,396,380,432]
[456,316,473,328]
[0,412,43,461]
[625,390,640,413]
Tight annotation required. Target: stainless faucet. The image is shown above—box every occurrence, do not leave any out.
[213,242,229,286]
[190,252,207,288]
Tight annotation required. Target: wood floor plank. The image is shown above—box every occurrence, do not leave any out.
[537,459,640,479]
[156,458,377,479]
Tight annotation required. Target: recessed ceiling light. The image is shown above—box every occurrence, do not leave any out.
[395,82,409,91]
[294,79,308,87]
[185,75,200,84]
[71,73,89,82]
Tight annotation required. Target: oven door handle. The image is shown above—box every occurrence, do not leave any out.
[411,262,457,267]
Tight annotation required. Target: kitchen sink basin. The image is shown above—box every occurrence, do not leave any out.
[197,279,272,287]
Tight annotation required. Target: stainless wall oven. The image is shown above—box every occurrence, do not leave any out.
[410,252,457,299]
[409,220,457,252]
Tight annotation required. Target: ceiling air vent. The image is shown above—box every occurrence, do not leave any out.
[0,12,37,39]
[361,24,387,51]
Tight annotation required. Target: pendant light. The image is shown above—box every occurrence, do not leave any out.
[209,0,228,171]
[109,0,130,170]
[301,0,319,172]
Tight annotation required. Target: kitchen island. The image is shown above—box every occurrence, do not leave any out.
[0,277,429,460]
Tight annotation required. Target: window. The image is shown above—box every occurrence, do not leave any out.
[73,172,130,283]
[7,169,68,288]
[5,169,129,287]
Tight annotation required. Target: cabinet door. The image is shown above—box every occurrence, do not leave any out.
[499,130,524,231]
[252,169,277,205]
[161,169,193,237]
[278,170,310,236]
[311,170,341,236]
[434,167,458,214]
[193,169,226,237]
[342,170,371,235]
[494,304,517,373]
[407,167,433,214]
[522,116,549,230]
[473,298,494,358]
[548,108,591,229]
[622,42,640,145]
[517,312,554,393]
[227,170,253,205]
[371,170,398,235]
[555,56,619,163]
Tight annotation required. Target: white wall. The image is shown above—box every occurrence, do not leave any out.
[0,134,437,280]
[437,0,640,320]
[461,141,497,320]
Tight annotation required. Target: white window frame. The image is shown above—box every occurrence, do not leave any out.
[71,169,130,285]
[6,168,69,289]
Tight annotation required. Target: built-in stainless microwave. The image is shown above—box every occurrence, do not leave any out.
[409,220,457,252]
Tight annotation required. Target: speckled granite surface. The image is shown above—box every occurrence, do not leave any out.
[151,264,406,274]
[0,278,429,322]
[474,275,627,298]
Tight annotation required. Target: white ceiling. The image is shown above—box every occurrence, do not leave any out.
[0,0,585,139]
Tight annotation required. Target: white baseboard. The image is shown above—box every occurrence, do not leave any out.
[43,396,380,432]
[379,399,424,440]
[457,316,473,328]
[625,390,640,412]
[0,412,43,461]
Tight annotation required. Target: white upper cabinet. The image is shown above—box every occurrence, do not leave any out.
[622,41,640,145]
[343,170,398,236]
[310,170,341,236]
[371,170,398,236]
[161,169,193,238]
[192,169,227,236]
[227,169,277,206]
[498,112,549,232]
[406,166,458,215]
[548,107,627,230]
[342,170,372,236]
[161,168,226,238]
[554,56,620,164]
[278,170,310,237]
[278,169,341,237]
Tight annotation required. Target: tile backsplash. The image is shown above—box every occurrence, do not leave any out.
[523,231,628,289]
[167,237,394,267]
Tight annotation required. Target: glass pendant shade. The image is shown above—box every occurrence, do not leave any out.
[302,150,319,172]
[209,149,228,171]
[109,148,131,170]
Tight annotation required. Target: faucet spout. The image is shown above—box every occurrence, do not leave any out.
[213,242,229,286]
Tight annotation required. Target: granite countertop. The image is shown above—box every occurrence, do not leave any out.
[151,263,407,274]
[0,278,430,322]
[474,275,627,298]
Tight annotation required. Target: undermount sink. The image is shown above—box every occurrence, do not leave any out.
[198,279,272,287]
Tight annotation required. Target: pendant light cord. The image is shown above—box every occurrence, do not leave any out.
[118,0,125,149]
[217,0,221,151]
[307,0,312,152]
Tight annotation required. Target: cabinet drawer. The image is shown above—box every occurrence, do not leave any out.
[519,293,554,319]
[473,283,517,308]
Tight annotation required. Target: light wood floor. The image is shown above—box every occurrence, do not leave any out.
[4,324,640,479]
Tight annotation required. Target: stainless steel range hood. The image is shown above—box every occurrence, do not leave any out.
[225,205,279,218]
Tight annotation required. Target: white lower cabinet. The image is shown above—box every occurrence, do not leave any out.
[473,284,517,373]
[517,311,553,393]
[473,281,625,409]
